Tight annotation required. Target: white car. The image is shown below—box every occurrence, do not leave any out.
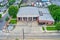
[46,2,51,6]
[34,2,42,7]
[39,2,42,7]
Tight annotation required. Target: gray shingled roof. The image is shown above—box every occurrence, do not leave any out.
[39,8,54,22]
[0,0,3,2]
[17,7,39,17]
[17,7,54,22]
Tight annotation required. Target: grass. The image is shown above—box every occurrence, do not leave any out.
[10,19,17,24]
[46,27,57,31]
[0,14,2,18]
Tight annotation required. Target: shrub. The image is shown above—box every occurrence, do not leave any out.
[10,19,17,24]
[56,22,60,31]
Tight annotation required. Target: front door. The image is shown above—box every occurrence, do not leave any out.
[28,17,32,21]
[23,17,27,21]
[18,17,22,21]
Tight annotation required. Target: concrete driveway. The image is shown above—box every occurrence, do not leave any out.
[17,21,38,26]
[11,21,43,34]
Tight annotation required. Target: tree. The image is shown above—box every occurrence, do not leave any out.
[56,22,60,31]
[5,16,9,21]
[8,5,18,18]
[48,4,60,22]
[0,14,2,18]
[8,0,15,5]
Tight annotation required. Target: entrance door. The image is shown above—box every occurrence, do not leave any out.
[33,17,37,21]
[39,22,45,25]
[18,17,22,21]
[28,17,32,21]
[23,17,27,21]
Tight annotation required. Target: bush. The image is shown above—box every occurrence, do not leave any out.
[56,22,60,31]
[46,27,56,31]
[10,19,17,24]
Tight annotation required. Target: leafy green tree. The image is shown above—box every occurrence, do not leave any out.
[8,5,18,18]
[8,0,15,5]
[48,4,60,22]
[5,16,9,21]
[0,14,2,18]
[56,22,60,31]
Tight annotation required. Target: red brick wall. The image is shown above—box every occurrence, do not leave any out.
[38,20,54,25]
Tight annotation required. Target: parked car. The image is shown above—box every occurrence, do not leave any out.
[46,2,51,6]
[34,2,43,7]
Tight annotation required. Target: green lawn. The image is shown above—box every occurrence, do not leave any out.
[46,27,57,31]
[10,19,17,24]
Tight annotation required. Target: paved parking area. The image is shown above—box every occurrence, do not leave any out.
[51,0,60,6]
[11,21,43,34]
[17,21,38,26]
[12,26,43,33]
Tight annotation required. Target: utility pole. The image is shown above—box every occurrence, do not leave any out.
[22,29,24,40]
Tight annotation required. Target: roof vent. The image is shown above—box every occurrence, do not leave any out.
[39,11,43,16]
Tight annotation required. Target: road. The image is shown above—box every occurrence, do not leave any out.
[0,10,9,30]
[0,32,60,40]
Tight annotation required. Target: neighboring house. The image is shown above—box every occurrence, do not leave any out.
[51,0,60,6]
[0,0,8,13]
[0,10,9,30]
[0,6,7,12]
[0,0,3,3]
[41,0,50,2]
[14,0,22,6]
[38,8,54,25]
[17,7,54,25]
[0,0,8,5]
[17,7,39,21]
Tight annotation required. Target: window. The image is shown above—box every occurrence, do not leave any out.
[23,17,27,21]
[18,17,22,21]
[33,17,37,21]
[39,22,45,25]
[39,11,43,16]
[28,17,32,21]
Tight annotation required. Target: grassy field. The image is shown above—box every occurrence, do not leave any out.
[10,19,17,24]
[46,27,57,31]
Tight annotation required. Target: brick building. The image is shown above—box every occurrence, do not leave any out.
[17,7,54,25]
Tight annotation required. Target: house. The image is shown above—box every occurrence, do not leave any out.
[17,7,39,21]
[38,8,54,25]
[17,7,54,25]
[41,0,50,2]
[0,0,3,3]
